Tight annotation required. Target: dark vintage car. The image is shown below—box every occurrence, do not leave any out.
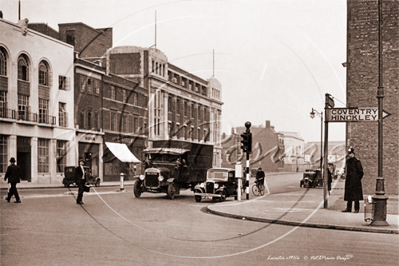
[193,168,241,202]
[63,166,101,187]
[300,169,322,188]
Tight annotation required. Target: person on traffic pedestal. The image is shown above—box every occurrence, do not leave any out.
[342,147,364,213]
[255,167,265,187]
[75,160,86,204]
[4,157,22,203]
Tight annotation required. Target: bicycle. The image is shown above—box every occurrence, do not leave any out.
[252,180,265,196]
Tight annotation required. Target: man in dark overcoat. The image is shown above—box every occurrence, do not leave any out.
[4,157,22,203]
[342,147,364,213]
[75,160,86,204]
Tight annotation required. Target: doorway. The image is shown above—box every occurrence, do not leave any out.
[17,136,31,181]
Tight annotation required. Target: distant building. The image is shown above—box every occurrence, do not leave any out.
[0,17,75,184]
[221,120,284,173]
[346,0,398,194]
[304,141,346,172]
[278,131,305,172]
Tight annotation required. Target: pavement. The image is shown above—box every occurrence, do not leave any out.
[1,174,398,235]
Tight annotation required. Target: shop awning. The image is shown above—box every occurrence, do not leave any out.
[105,142,141,163]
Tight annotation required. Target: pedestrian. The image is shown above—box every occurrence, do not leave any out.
[4,157,22,203]
[75,160,87,204]
[255,167,265,187]
[327,163,334,195]
[342,147,364,213]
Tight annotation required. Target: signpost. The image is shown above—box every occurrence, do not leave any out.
[326,107,390,122]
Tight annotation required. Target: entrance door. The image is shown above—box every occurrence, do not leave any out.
[17,137,31,181]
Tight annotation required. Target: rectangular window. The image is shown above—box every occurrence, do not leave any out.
[133,92,138,106]
[0,135,7,173]
[66,30,75,46]
[59,102,67,127]
[110,86,115,100]
[80,76,85,92]
[134,117,139,133]
[59,75,66,90]
[94,80,100,95]
[87,78,93,94]
[18,94,29,120]
[57,140,67,173]
[122,90,126,103]
[87,111,92,129]
[39,98,49,123]
[111,112,117,131]
[38,138,49,173]
[0,91,7,118]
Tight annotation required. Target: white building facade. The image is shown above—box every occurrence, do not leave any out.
[0,18,75,184]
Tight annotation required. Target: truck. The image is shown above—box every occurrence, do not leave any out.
[133,140,214,199]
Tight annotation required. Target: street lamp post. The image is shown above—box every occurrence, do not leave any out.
[310,108,323,171]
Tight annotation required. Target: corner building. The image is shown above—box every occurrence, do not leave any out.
[0,18,75,184]
[346,0,398,194]
[107,46,223,166]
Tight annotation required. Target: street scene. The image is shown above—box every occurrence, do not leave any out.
[1,0,399,265]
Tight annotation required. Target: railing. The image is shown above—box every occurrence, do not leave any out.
[38,114,56,125]
[17,111,37,122]
[0,108,15,119]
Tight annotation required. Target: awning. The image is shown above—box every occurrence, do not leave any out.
[142,147,190,155]
[105,142,141,163]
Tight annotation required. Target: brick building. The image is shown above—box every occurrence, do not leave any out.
[221,121,284,173]
[346,0,398,194]
[106,46,223,167]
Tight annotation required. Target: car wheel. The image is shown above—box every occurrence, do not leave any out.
[194,189,202,202]
[167,183,175,199]
[133,181,142,198]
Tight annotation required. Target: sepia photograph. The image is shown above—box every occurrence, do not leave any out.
[1,0,398,265]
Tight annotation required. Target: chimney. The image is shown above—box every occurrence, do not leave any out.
[266,120,271,128]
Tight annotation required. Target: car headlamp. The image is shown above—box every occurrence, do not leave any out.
[214,183,219,189]
[200,183,204,188]
[158,175,164,182]
[139,175,145,181]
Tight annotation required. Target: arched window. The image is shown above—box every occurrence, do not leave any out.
[38,61,49,85]
[18,55,29,81]
[0,48,6,76]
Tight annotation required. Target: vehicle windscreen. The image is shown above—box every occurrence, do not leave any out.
[149,153,179,163]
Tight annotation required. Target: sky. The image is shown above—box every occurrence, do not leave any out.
[1,0,347,142]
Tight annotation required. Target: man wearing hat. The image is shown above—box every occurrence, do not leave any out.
[342,147,364,213]
[4,157,22,203]
[75,159,87,204]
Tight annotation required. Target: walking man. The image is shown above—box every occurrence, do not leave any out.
[75,160,86,204]
[4,157,22,203]
[342,147,364,213]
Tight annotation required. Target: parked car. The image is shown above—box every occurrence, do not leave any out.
[300,169,322,188]
[63,166,101,187]
[193,168,241,202]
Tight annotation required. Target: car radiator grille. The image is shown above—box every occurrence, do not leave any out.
[206,182,214,193]
[145,173,159,187]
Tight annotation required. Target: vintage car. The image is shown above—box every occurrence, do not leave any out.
[300,169,322,188]
[194,168,242,202]
[63,166,101,187]
[134,140,213,199]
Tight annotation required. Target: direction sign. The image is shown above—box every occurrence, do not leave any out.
[326,107,390,122]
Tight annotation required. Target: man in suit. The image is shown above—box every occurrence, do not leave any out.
[4,157,22,203]
[75,160,86,204]
[342,147,364,213]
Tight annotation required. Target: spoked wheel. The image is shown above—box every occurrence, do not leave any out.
[194,189,202,202]
[133,181,142,198]
[167,183,175,199]
[252,184,260,196]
